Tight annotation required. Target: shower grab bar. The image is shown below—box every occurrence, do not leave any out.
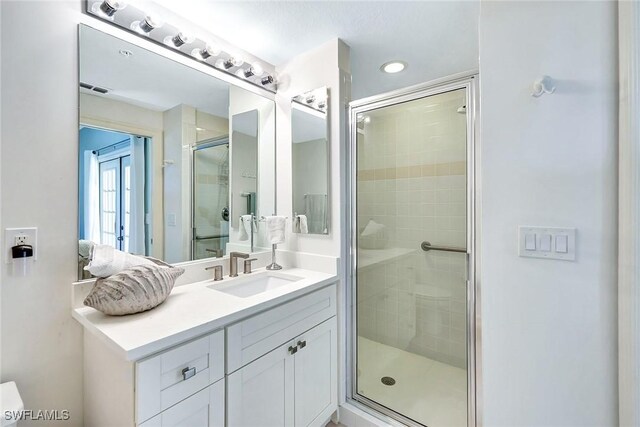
[195,234,228,240]
[421,241,467,254]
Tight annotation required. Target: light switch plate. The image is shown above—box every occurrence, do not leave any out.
[518,226,576,261]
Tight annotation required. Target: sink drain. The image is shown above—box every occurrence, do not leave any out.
[381,376,396,386]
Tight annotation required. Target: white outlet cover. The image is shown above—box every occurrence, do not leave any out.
[5,227,37,263]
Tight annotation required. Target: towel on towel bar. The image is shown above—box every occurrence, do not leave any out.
[239,215,253,241]
[294,215,309,234]
[265,216,286,244]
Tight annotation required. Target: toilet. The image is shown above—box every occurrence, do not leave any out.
[1,382,23,427]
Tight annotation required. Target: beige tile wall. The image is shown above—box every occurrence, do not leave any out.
[356,89,468,368]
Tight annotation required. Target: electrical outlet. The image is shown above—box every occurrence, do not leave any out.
[14,234,29,246]
[5,228,37,263]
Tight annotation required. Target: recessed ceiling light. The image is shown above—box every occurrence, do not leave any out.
[380,61,407,74]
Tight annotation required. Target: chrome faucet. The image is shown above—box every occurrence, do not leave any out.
[229,252,250,277]
[205,264,223,281]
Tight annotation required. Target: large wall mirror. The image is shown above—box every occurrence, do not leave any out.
[291,87,329,235]
[78,25,275,278]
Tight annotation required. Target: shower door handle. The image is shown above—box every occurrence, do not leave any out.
[420,241,466,253]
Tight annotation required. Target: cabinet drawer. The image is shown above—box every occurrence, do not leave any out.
[136,330,224,424]
[138,379,224,427]
[227,283,336,373]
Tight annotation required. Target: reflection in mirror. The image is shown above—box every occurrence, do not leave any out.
[192,136,229,260]
[230,109,258,233]
[291,88,329,235]
[78,24,275,278]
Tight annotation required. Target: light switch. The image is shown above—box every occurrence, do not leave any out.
[540,234,552,252]
[518,226,576,261]
[525,233,536,250]
[555,235,568,253]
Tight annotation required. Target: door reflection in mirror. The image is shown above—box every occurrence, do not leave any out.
[78,127,152,279]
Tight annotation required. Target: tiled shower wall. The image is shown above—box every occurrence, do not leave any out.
[356,89,468,368]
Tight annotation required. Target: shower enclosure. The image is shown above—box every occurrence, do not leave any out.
[192,137,230,259]
[348,75,477,427]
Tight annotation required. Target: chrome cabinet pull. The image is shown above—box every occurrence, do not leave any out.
[181,366,196,380]
[297,340,307,349]
[288,345,298,355]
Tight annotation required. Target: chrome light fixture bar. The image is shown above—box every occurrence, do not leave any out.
[292,89,328,114]
[84,1,277,92]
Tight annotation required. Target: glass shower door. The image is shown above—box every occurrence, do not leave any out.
[192,140,230,259]
[353,87,471,427]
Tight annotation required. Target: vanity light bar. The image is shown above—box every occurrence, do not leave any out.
[85,1,277,92]
[293,92,327,113]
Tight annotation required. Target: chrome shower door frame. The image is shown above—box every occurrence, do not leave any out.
[191,136,230,260]
[346,72,480,427]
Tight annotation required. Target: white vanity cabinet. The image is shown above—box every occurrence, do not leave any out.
[226,284,337,427]
[82,283,337,427]
[227,317,337,427]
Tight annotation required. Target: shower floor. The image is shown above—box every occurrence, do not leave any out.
[356,337,467,427]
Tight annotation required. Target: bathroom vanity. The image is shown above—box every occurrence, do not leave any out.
[73,268,338,427]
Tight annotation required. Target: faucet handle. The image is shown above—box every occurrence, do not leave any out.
[243,258,258,274]
[205,265,223,281]
[230,251,250,259]
[206,248,223,258]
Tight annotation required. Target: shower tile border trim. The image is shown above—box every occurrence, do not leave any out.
[357,161,466,181]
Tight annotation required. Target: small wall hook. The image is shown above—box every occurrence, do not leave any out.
[532,75,556,97]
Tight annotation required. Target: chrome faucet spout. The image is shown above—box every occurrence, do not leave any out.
[229,252,250,277]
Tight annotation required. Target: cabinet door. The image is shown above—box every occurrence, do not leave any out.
[294,318,337,427]
[138,380,224,427]
[227,341,295,427]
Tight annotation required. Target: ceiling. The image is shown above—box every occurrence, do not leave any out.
[80,24,230,117]
[150,0,479,99]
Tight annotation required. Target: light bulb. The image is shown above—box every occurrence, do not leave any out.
[191,43,221,61]
[214,59,226,69]
[243,63,264,78]
[261,75,274,86]
[230,55,244,67]
[235,69,246,79]
[163,32,194,48]
[305,94,316,104]
[130,15,163,34]
[91,0,126,20]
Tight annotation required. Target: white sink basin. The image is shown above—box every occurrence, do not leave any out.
[208,272,304,298]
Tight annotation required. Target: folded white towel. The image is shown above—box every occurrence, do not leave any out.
[361,219,385,237]
[239,215,253,241]
[266,216,286,244]
[296,215,309,234]
[84,244,155,278]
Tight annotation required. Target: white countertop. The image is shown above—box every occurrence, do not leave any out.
[72,267,337,361]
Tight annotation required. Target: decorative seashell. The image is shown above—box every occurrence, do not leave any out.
[84,264,184,316]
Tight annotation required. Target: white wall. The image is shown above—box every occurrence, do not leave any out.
[479,2,618,426]
[275,39,351,256]
[1,2,84,425]
[275,38,351,405]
